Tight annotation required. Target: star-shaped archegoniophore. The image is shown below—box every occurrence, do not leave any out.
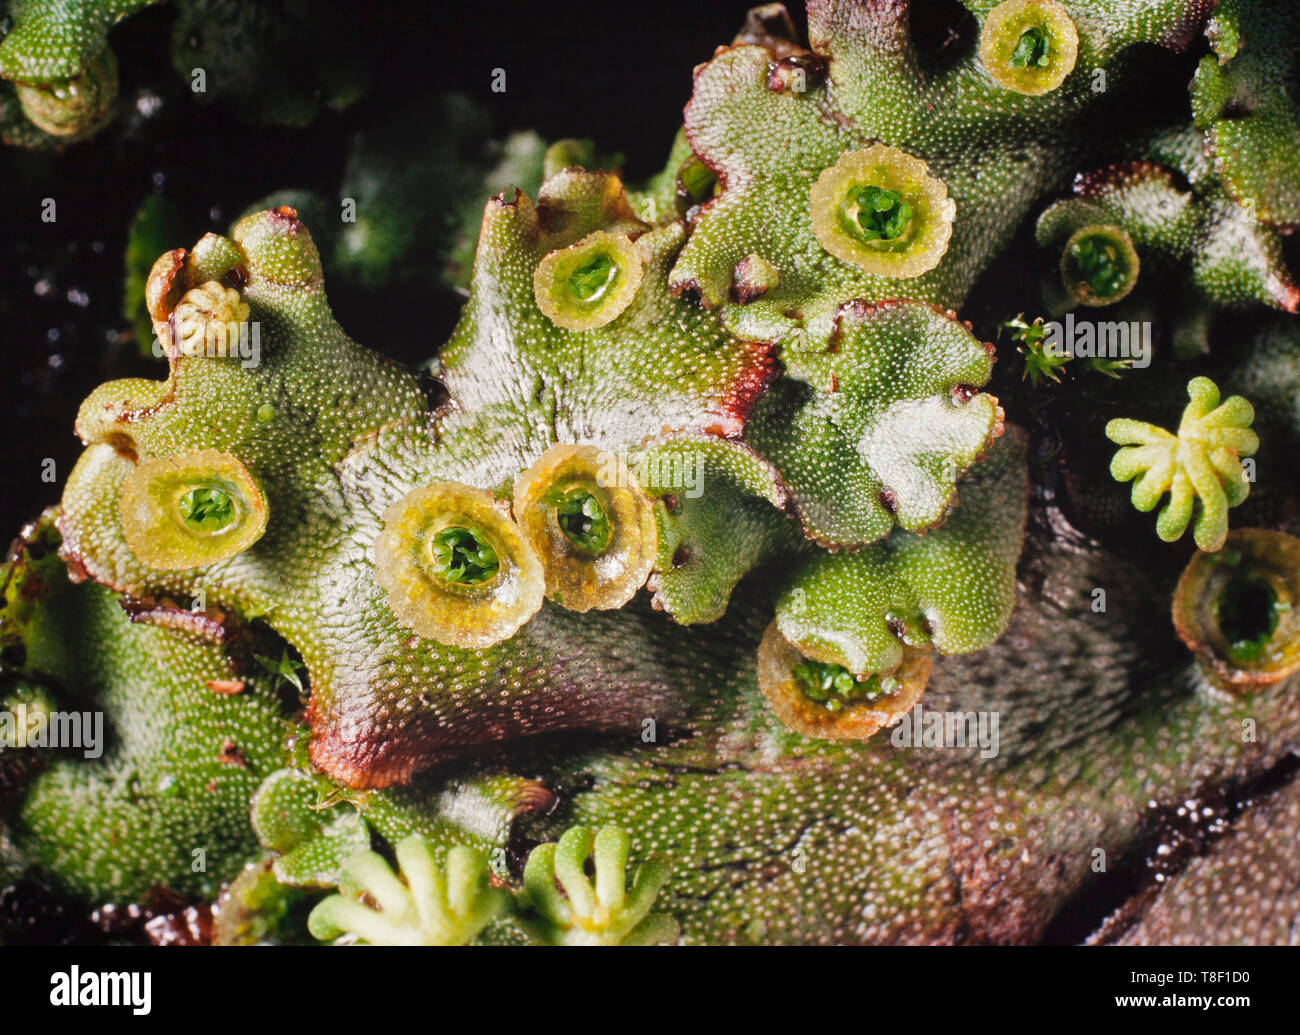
[1107,377,1259,552]
[308,835,510,946]
[521,825,678,946]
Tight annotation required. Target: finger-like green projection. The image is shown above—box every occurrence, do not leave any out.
[1107,377,1258,552]
[520,825,677,946]
[309,837,509,946]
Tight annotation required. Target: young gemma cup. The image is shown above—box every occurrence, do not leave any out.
[979,0,1080,96]
[373,481,545,648]
[118,449,268,570]
[512,444,656,612]
[1060,225,1140,306]
[758,622,931,741]
[533,230,644,330]
[809,144,956,279]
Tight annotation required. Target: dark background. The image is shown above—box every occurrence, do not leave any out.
[0,0,760,536]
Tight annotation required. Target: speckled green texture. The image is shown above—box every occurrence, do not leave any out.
[4,0,1300,946]
[775,429,1027,675]
[1036,136,1299,316]
[668,0,1216,349]
[0,513,295,902]
[1191,0,1300,229]
[0,0,159,144]
[747,299,999,547]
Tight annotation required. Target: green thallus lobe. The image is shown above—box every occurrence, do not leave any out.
[552,488,612,553]
[429,526,499,585]
[178,486,236,533]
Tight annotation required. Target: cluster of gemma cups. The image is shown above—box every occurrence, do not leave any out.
[109,1,1157,746]
[373,445,658,649]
